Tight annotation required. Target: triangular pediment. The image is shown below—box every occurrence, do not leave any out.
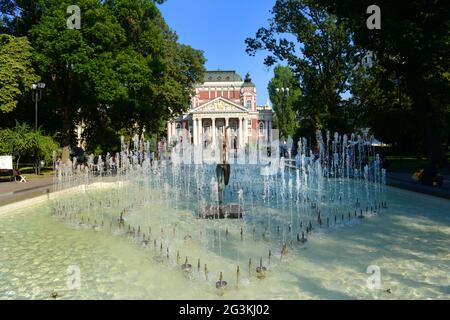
[191,97,248,114]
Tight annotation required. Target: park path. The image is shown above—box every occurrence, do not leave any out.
[387,172,450,200]
[0,176,54,207]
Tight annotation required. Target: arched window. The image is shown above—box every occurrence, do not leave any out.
[246,100,252,109]
[259,121,265,135]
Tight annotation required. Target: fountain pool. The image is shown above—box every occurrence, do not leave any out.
[0,132,449,300]
[0,177,449,299]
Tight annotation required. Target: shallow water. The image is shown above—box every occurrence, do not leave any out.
[0,184,449,300]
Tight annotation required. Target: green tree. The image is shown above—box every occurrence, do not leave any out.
[28,129,60,173]
[104,0,205,138]
[346,63,418,156]
[0,127,13,154]
[0,0,42,35]
[246,0,361,134]
[0,122,58,170]
[1,0,205,160]
[0,34,39,113]
[268,65,300,138]
[315,0,450,181]
[1,122,33,169]
[28,0,127,157]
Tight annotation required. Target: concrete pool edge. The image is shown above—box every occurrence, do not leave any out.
[0,192,51,216]
[0,181,127,217]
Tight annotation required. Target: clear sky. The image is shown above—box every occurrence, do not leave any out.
[158,0,276,106]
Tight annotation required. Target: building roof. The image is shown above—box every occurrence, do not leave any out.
[242,72,255,87]
[204,70,242,82]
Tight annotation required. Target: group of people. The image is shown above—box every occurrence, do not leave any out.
[412,168,444,187]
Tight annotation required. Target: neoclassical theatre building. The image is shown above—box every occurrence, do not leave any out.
[167,70,274,149]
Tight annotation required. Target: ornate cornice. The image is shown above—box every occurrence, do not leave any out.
[191,97,249,114]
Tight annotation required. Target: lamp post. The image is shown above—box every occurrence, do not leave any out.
[275,87,290,96]
[31,82,46,131]
[31,82,45,175]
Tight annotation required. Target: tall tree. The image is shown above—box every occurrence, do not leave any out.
[1,0,205,158]
[27,0,126,158]
[315,0,450,182]
[0,122,59,170]
[0,34,39,113]
[246,0,361,134]
[346,62,418,156]
[0,0,42,35]
[268,65,300,138]
[104,0,205,139]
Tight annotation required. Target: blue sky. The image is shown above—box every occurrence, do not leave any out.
[158,0,276,105]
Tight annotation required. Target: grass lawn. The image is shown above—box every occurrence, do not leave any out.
[0,166,54,183]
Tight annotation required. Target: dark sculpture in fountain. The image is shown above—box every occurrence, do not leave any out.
[199,126,243,219]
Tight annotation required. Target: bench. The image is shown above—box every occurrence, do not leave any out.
[0,169,13,180]
[0,169,27,183]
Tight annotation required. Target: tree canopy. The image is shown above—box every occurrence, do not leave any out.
[268,65,300,138]
[246,0,449,182]
[246,0,361,134]
[0,122,59,169]
[0,34,39,113]
[0,0,205,155]
[313,0,450,179]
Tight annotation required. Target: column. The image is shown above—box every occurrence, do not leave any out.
[196,118,200,146]
[236,119,240,147]
[264,120,269,139]
[211,117,216,147]
[193,117,197,145]
[198,118,202,146]
[167,122,171,143]
[199,119,203,147]
[238,118,242,147]
[243,117,247,146]
[268,120,272,142]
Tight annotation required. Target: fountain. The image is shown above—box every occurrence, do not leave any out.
[2,122,449,300]
[216,272,227,290]
[200,127,243,219]
[43,129,394,295]
[256,257,267,279]
[181,257,192,273]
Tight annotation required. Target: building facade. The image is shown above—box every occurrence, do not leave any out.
[167,71,273,149]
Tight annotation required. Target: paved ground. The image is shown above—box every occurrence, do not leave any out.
[386,172,450,199]
[0,176,54,207]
